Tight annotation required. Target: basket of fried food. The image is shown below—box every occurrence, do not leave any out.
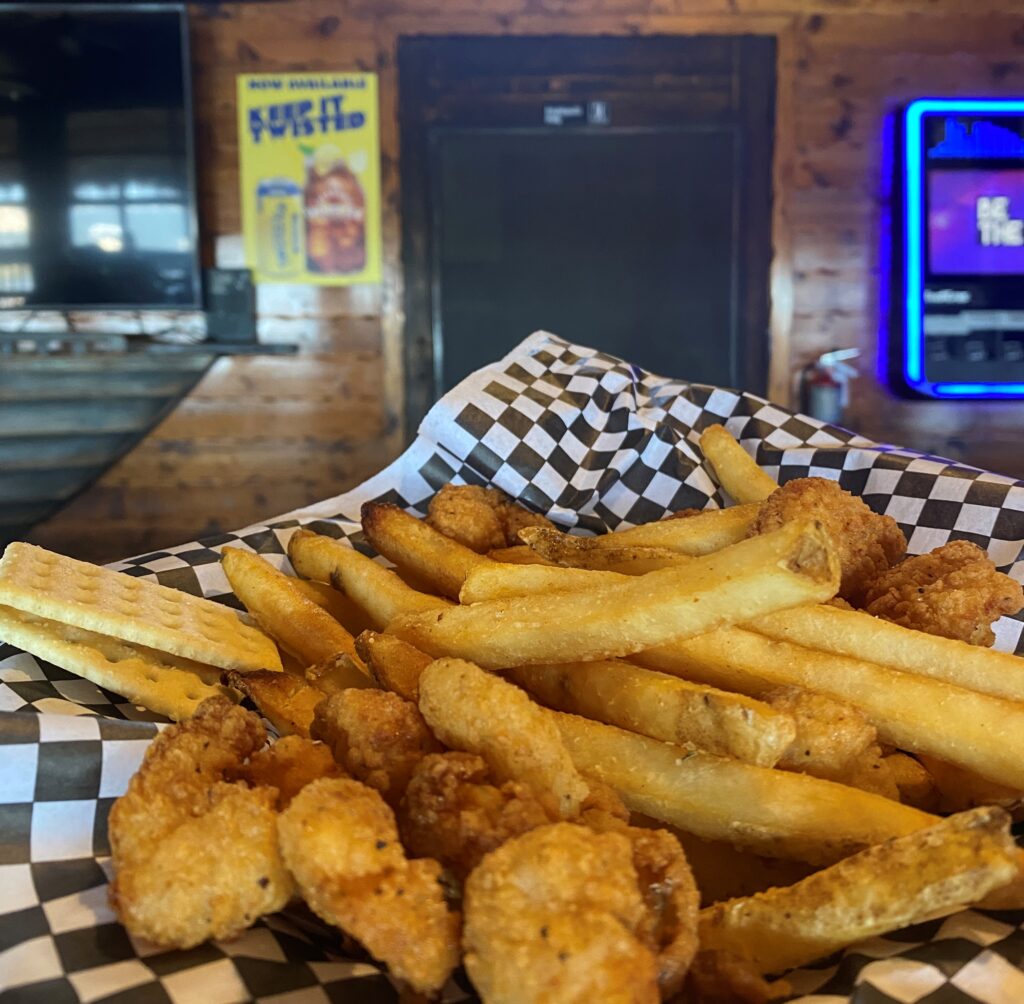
[5,425,1024,1003]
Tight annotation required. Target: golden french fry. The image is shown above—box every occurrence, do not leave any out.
[698,807,1017,974]
[916,753,1022,813]
[636,626,1024,791]
[221,548,366,673]
[507,660,795,767]
[520,527,692,574]
[304,653,371,696]
[355,630,432,703]
[223,668,325,738]
[486,545,555,565]
[978,848,1024,910]
[288,577,376,637]
[418,657,590,818]
[361,503,490,599]
[884,752,938,810]
[391,520,839,670]
[753,603,1024,704]
[664,828,813,906]
[699,424,778,504]
[288,529,450,628]
[553,711,936,865]
[557,503,760,554]
[459,562,621,604]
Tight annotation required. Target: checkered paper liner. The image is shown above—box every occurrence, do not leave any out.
[4,331,1024,1003]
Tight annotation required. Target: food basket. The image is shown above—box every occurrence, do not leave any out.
[3,330,1024,1003]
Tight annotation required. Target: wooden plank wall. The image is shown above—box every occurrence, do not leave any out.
[27,0,1024,562]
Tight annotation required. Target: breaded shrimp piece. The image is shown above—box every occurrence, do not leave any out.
[278,777,460,996]
[680,950,781,1004]
[428,484,506,553]
[311,688,442,807]
[768,687,877,780]
[751,477,905,603]
[464,823,661,1004]
[863,539,1024,646]
[230,734,345,809]
[400,752,557,881]
[628,826,700,998]
[418,658,590,819]
[108,698,292,948]
[427,484,553,553]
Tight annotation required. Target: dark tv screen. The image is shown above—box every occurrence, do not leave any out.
[0,4,199,309]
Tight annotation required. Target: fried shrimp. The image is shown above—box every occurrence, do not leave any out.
[628,826,701,998]
[427,484,553,553]
[311,687,442,807]
[400,751,557,881]
[464,823,665,1004]
[862,539,1024,646]
[230,734,344,809]
[278,777,460,996]
[108,697,292,949]
[751,477,905,603]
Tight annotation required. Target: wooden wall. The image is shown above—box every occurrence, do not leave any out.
[26,0,1024,561]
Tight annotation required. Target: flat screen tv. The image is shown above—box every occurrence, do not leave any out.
[0,3,199,310]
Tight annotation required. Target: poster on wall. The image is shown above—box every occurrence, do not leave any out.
[237,72,381,286]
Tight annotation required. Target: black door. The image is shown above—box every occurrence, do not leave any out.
[399,35,776,438]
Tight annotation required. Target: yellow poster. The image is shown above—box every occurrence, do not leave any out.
[237,72,380,285]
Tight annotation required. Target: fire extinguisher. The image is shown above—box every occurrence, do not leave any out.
[800,348,860,425]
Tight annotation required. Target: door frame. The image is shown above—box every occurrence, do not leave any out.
[398,33,777,440]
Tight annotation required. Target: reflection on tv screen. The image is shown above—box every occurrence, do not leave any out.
[0,6,198,309]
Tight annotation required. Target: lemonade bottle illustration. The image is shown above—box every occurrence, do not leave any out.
[302,143,366,275]
[256,178,303,277]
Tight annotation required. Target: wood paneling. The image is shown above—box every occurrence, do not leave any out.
[26,0,1024,562]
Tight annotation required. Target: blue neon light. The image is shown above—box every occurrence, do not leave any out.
[902,98,1024,399]
[929,118,1024,159]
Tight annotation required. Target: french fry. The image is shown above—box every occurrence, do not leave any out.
[221,548,367,676]
[391,519,839,670]
[884,752,937,810]
[520,527,691,574]
[916,753,1022,813]
[288,577,376,637]
[486,545,554,565]
[418,657,590,818]
[288,529,450,628]
[753,603,1024,703]
[555,503,759,554]
[507,660,796,767]
[304,653,371,696]
[459,562,621,604]
[663,828,813,906]
[636,627,1024,791]
[553,711,936,864]
[698,806,1018,974]
[355,630,432,703]
[223,668,325,738]
[699,424,778,504]
[361,502,490,599]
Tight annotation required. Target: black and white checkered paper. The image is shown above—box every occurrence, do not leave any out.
[3,331,1024,1003]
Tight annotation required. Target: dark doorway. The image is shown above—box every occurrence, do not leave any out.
[399,35,776,438]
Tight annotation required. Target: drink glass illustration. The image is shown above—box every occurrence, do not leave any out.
[304,145,366,275]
